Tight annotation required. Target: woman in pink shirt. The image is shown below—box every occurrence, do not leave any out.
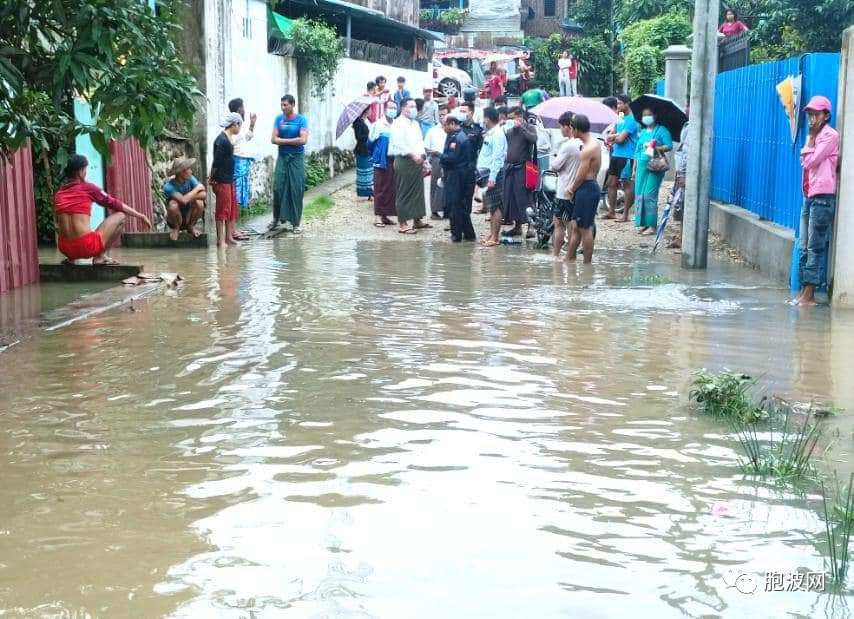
[795,95,839,306]
[719,9,749,36]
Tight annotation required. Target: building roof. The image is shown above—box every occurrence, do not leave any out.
[276,0,444,41]
[460,14,521,33]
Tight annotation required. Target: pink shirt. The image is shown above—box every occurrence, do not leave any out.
[719,20,748,36]
[801,124,839,197]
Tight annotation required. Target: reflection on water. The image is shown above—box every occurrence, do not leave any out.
[1,241,853,617]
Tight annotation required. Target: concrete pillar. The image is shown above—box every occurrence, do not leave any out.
[664,45,691,109]
[831,27,854,306]
[682,0,719,270]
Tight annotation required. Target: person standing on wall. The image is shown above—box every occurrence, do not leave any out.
[210,113,243,248]
[558,51,579,97]
[389,98,430,235]
[424,106,450,220]
[270,94,309,234]
[228,98,257,214]
[441,113,476,242]
[795,95,839,306]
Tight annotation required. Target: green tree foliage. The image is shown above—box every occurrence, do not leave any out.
[620,13,692,66]
[569,36,617,97]
[291,18,345,98]
[625,45,660,98]
[616,0,693,25]
[0,0,200,158]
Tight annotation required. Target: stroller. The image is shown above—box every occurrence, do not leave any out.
[527,170,558,250]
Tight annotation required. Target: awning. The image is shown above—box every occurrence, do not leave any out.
[268,7,295,55]
[275,0,444,42]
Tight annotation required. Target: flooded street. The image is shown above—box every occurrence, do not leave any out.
[2,240,854,617]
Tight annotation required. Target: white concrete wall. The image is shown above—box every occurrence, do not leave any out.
[205,0,298,171]
[302,57,431,153]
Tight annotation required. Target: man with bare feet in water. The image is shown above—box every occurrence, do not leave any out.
[163,157,206,241]
[54,155,151,264]
[565,114,601,264]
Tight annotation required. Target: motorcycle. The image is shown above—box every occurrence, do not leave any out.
[527,170,558,250]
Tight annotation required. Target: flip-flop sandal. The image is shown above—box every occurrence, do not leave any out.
[382,218,396,225]
[94,257,120,266]
[481,239,500,247]
[413,223,433,229]
[399,228,417,235]
[374,222,386,227]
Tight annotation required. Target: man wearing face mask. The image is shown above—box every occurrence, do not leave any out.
[369,100,400,227]
[795,95,839,306]
[389,98,431,234]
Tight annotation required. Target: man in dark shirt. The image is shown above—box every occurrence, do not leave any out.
[441,115,476,242]
[502,107,538,237]
[459,102,483,214]
[209,112,243,248]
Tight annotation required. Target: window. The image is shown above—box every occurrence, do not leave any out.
[544,0,556,17]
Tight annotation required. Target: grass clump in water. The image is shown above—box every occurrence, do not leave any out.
[731,406,822,481]
[303,195,335,221]
[689,370,766,423]
[822,474,854,584]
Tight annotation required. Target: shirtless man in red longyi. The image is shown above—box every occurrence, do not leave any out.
[54,155,151,264]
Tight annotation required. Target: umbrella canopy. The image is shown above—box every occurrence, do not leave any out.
[529,97,619,133]
[630,95,687,141]
[336,96,379,139]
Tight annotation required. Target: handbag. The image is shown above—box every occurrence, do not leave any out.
[646,128,670,173]
[525,161,539,190]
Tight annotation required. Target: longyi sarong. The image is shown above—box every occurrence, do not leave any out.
[501,163,530,225]
[394,156,425,223]
[234,156,254,207]
[373,164,397,217]
[273,152,305,227]
[356,155,374,198]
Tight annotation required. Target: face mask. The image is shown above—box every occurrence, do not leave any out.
[642,115,655,126]
[408,109,418,120]
[386,111,396,120]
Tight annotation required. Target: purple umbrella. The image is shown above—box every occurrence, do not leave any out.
[336,95,379,139]
[529,97,620,133]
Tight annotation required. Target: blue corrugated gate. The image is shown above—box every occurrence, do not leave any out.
[710,52,839,231]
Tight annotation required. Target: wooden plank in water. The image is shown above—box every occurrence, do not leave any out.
[39,263,143,283]
[121,232,208,248]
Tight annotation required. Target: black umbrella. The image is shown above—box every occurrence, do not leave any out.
[630,95,687,140]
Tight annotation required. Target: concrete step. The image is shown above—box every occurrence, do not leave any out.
[122,232,208,248]
[40,263,144,283]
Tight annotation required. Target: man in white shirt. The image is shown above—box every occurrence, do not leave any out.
[388,98,430,234]
[424,106,449,220]
[550,111,582,257]
[228,97,257,211]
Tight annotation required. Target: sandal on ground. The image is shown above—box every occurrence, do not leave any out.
[501,228,521,237]
[430,214,443,220]
[413,222,433,229]
[473,207,487,214]
[374,222,386,228]
[381,217,396,225]
[94,256,120,266]
[481,239,500,247]
[399,228,417,235]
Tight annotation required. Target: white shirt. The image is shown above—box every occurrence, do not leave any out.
[388,116,425,158]
[558,58,572,80]
[232,122,255,158]
[424,124,447,154]
[551,137,582,200]
[476,126,508,182]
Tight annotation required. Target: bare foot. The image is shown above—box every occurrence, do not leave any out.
[641,228,655,236]
[169,228,180,241]
[218,242,227,249]
[93,255,119,266]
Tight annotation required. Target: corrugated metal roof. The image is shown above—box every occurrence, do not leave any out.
[460,15,521,32]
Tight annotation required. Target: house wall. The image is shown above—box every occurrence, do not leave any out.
[300,57,431,153]
[522,0,566,38]
[347,0,420,27]
[0,144,38,295]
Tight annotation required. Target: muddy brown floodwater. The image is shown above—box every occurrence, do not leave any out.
[1,239,854,618]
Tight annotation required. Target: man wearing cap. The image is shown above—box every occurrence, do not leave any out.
[210,112,243,247]
[418,86,440,137]
[795,95,839,306]
[163,157,206,241]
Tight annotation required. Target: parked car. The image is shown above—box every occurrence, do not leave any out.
[432,59,473,98]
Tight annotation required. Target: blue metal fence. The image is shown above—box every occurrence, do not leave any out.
[710,52,840,231]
